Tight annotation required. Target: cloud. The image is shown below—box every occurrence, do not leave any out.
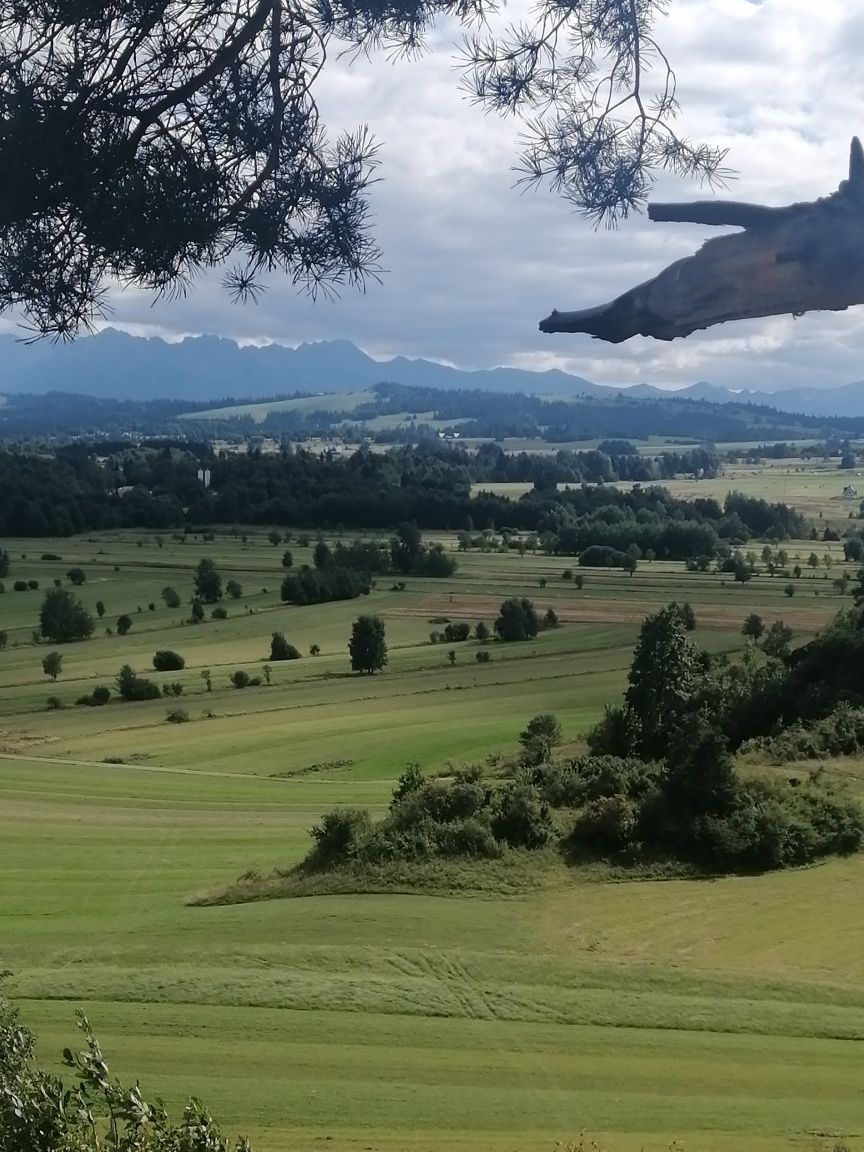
[82,0,864,389]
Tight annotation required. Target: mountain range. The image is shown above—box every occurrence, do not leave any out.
[1,328,864,418]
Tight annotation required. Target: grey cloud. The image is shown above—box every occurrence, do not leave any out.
[94,0,864,393]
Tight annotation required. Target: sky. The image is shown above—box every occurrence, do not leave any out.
[37,0,864,389]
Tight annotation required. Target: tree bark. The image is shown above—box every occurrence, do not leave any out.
[539,138,864,343]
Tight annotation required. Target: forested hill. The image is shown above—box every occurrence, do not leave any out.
[3,379,864,441]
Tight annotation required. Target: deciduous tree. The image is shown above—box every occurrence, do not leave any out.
[349,615,387,675]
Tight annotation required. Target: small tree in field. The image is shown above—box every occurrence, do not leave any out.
[95,600,105,618]
[624,543,640,576]
[66,567,86,586]
[741,613,765,641]
[268,530,282,546]
[519,713,562,765]
[193,558,222,603]
[39,588,93,643]
[270,631,300,660]
[225,580,243,599]
[281,549,294,569]
[41,651,63,681]
[762,620,794,659]
[189,599,205,624]
[495,597,539,642]
[161,586,181,609]
[474,621,490,642]
[200,668,212,692]
[116,614,132,636]
[349,616,387,675]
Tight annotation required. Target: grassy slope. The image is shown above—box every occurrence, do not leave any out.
[2,529,863,1152]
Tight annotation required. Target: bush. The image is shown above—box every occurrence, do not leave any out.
[308,807,374,869]
[116,614,132,635]
[77,684,111,707]
[494,597,539,642]
[443,622,471,642]
[491,783,554,848]
[231,669,250,689]
[13,580,27,591]
[211,605,228,620]
[474,621,490,642]
[579,545,627,568]
[309,643,320,656]
[270,631,301,660]
[115,664,160,702]
[161,682,184,697]
[161,586,181,608]
[225,579,243,599]
[39,587,94,643]
[165,708,190,723]
[40,552,61,561]
[281,565,371,605]
[66,567,86,585]
[571,793,639,854]
[27,579,39,590]
[153,650,185,672]
[46,695,63,710]
[475,649,491,663]
[0,631,6,650]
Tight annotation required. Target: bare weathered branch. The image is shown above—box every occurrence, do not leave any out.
[540,137,864,343]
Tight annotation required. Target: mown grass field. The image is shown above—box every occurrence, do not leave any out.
[2,527,863,1152]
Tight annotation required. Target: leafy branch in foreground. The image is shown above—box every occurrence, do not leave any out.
[0,999,251,1151]
[0,0,722,337]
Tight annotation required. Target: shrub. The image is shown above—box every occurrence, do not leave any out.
[153,650,185,672]
[491,783,554,848]
[46,695,63,710]
[270,631,301,660]
[231,669,250,689]
[443,622,471,642]
[543,607,559,629]
[39,587,94,643]
[211,605,228,620]
[13,580,27,591]
[53,577,62,587]
[161,586,181,608]
[571,794,639,854]
[0,631,6,650]
[165,708,190,723]
[161,682,184,697]
[115,665,160,702]
[95,600,105,617]
[248,676,263,686]
[308,807,373,869]
[66,567,86,585]
[226,579,243,599]
[189,599,205,623]
[784,583,795,598]
[27,579,39,590]
[116,614,132,635]
[562,568,573,580]
[475,649,491,663]
[495,597,539,642]
[40,552,61,561]
[86,685,111,707]
[474,621,490,642]
[309,643,320,656]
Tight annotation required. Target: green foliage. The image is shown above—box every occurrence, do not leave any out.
[152,650,185,672]
[281,549,294,569]
[474,621,490,642]
[161,586,181,609]
[189,599,205,623]
[742,705,864,763]
[194,558,222,603]
[443,622,471,642]
[519,712,562,766]
[166,708,190,723]
[281,565,371,606]
[270,632,301,661]
[390,763,425,808]
[494,597,538,642]
[115,665,160,702]
[475,649,491,663]
[211,605,228,620]
[45,695,62,710]
[13,581,27,592]
[0,548,8,578]
[225,580,243,599]
[762,619,793,659]
[116,613,132,636]
[41,651,62,680]
[308,808,375,869]
[39,587,94,643]
[0,631,6,651]
[349,615,387,675]
[268,530,282,546]
[66,567,86,585]
[231,670,250,689]
[0,1000,253,1151]
[491,783,554,849]
[742,613,765,640]
[625,606,698,758]
[543,606,559,629]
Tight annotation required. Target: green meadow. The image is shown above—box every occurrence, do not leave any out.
[2,528,863,1151]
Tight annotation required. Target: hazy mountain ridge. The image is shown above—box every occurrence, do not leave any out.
[1,328,864,416]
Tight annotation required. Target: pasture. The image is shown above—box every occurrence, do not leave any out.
[2,527,863,1152]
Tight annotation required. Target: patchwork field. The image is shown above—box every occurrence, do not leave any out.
[2,529,863,1151]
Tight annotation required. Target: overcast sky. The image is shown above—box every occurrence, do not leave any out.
[60,0,864,389]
